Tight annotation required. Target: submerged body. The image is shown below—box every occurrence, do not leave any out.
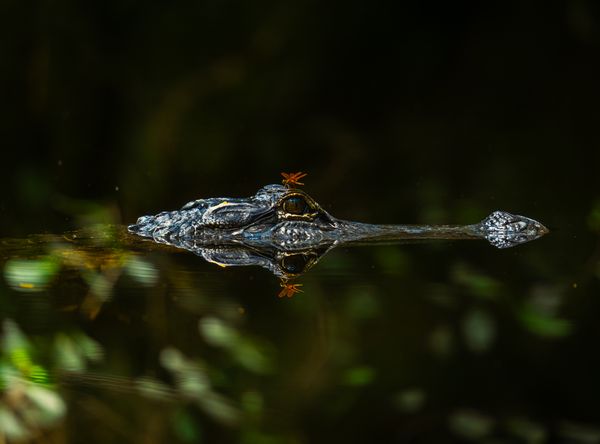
[128,184,548,277]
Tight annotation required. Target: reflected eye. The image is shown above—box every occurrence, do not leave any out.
[281,254,310,274]
[282,196,309,215]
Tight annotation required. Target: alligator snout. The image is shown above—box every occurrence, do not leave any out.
[480,211,549,249]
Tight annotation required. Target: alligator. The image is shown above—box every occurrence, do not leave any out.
[128,184,548,279]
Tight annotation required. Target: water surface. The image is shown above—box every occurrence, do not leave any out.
[1,210,599,442]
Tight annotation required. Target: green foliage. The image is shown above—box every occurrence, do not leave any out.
[341,366,375,387]
[393,388,426,413]
[462,308,495,353]
[54,333,103,372]
[587,199,600,232]
[199,317,273,374]
[123,256,159,286]
[0,320,66,441]
[448,410,494,441]
[451,263,501,300]
[517,305,572,338]
[160,347,240,425]
[4,257,60,292]
[506,418,546,444]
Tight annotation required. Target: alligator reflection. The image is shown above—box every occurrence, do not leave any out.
[148,238,333,281]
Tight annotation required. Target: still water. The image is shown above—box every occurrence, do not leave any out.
[2,2,600,441]
[1,186,599,443]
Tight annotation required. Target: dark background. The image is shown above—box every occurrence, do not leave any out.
[2,1,598,234]
[1,1,600,443]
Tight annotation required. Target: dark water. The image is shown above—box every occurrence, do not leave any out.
[2,202,599,443]
[2,1,600,443]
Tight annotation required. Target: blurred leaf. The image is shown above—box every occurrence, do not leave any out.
[559,421,600,444]
[54,334,86,372]
[451,263,500,299]
[462,309,495,353]
[160,348,210,396]
[529,285,563,316]
[341,366,375,386]
[74,333,104,362]
[2,321,53,386]
[160,347,185,372]
[199,317,273,374]
[587,199,600,232]
[506,417,546,444]
[25,385,67,425]
[517,306,572,338]
[81,271,113,301]
[4,257,60,292]
[2,319,30,355]
[0,406,27,440]
[159,347,240,425]
[0,364,10,391]
[393,388,426,413]
[135,377,173,400]
[199,317,237,347]
[10,348,32,372]
[124,256,159,286]
[179,370,210,398]
[197,392,240,426]
[449,409,494,440]
[52,332,103,374]
[235,340,272,374]
[29,365,50,385]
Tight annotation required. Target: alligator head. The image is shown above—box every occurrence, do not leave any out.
[128,184,339,251]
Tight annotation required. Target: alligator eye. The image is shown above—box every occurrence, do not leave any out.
[281,254,310,274]
[282,196,309,215]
